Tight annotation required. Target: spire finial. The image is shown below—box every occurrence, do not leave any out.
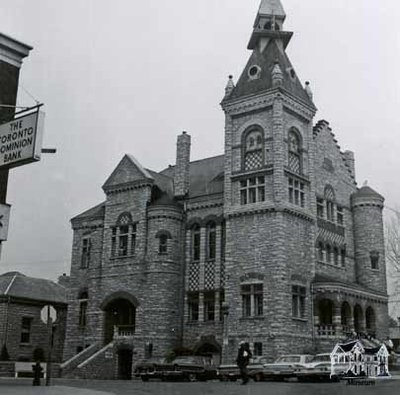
[305,81,313,100]
[224,75,235,97]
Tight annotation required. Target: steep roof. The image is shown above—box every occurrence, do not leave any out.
[353,185,384,200]
[228,39,313,105]
[258,0,286,18]
[160,155,224,198]
[102,154,154,191]
[0,271,67,304]
[71,202,106,222]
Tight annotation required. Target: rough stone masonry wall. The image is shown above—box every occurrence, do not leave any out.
[353,203,387,293]
[63,218,104,361]
[3,301,66,362]
[224,210,314,362]
[141,205,185,358]
[313,124,358,283]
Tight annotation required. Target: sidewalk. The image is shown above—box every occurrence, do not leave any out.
[0,381,114,395]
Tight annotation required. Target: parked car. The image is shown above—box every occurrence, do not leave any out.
[250,354,313,381]
[162,356,217,382]
[134,357,169,381]
[296,354,339,382]
[217,356,269,381]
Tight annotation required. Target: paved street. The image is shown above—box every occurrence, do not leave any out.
[0,378,399,395]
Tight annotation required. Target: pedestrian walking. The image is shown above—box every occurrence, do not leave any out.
[236,341,252,385]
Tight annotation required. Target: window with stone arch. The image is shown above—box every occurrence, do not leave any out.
[111,212,137,258]
[288,128,302,174]
[324,185,335,222]
[243,126,264,171]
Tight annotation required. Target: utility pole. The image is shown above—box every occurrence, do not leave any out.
[0,33,32,257]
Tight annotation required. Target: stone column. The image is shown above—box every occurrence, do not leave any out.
[333,303,342,336]
[272,94,285,203]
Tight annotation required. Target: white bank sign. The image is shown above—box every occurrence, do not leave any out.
[0,110,45,169]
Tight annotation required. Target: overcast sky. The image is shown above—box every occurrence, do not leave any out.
[0,0,399,299]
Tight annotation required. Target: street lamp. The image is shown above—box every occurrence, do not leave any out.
[221,302,229,364]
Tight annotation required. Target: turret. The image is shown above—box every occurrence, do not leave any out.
[351,184,387,293]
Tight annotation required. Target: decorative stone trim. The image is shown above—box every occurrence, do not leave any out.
[186,202,224,212]
[231,166,273,180]
[103,180,153,195]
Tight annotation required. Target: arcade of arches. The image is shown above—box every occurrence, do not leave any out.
[314,296,379,338]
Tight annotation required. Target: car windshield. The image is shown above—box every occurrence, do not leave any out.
[311,355,331,362]
[276,356,301,363]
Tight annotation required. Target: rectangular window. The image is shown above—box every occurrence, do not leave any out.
[20,317,33,343]
[341,249,346,267]
[188,292,199,321]
[131,224,137,253]
[317,198,324,218]
[111,228,117,257]
[79,301,88,327]
[192,229,201,261]
[253,284,263,316]
[111,224,136,258]
[81,238,91,269]
[292,285,306,319]
[240,177,266,205]
[207,225,216,260]
[118,225,129,256]
[204,292,215,321]
[337,206,344,225]
[288,177,305,207]
[219,290,225,322]
[326,201,334,221]
[241,284,263,318]
[254,342,263,356]
[220,222,226,261]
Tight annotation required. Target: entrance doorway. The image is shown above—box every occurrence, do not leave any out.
[118,348,133,380]
[103,298,136,344]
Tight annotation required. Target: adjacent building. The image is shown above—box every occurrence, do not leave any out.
[62,0,389,379]
[0,271,67,363]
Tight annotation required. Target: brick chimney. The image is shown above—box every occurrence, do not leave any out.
[174,131,191,197]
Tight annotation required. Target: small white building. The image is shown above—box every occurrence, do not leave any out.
[330,340,390,378]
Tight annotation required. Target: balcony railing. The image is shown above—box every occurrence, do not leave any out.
[317,324,336,337]
[317,218,345,236]
[113,325,135,338]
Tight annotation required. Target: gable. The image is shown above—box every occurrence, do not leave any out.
[313,121,357,197]
[102,154,154,191]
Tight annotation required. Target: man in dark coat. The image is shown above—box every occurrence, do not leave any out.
[236,341,252,384]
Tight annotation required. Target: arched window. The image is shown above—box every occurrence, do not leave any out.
[111,212,137,258]
[324,186,335,221]
[243,128,264,170]
[156,230,172,255]
[191,224,201,262]
[288,129,302,173]
[206,222,216,260]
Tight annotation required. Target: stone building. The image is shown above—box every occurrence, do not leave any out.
[0,271,67,363]
[62,0,389,378]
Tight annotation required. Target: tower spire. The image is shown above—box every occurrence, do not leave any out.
[248,0,292,50]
